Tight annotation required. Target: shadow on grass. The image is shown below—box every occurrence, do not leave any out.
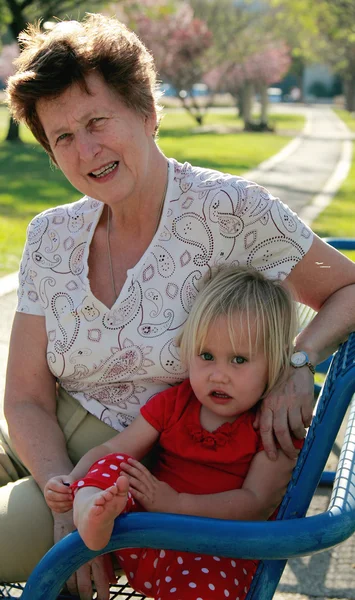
[0,142,79,219]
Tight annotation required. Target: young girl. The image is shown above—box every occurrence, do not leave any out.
[45,266,302,600]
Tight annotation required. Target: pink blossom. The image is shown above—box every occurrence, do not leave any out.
[0,43,19,83]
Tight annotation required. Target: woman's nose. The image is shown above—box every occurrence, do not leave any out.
[75,131,101,161]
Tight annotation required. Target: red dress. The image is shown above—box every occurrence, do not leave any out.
[72,380,302,600]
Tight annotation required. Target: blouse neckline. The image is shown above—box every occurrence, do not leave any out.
[84,159,174,313]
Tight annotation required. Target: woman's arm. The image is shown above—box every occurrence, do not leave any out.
[121,451,296,520]
[257,234,355,460]
[288,234,355,359]
[5,312,114,598]
[4,312,73,490]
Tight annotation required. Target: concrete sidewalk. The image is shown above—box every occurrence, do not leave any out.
[0,104,354,599]
[244,104,352,225]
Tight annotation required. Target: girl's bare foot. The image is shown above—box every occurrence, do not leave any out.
[73,476,129,550]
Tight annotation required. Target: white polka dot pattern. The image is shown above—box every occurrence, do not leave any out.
[118,547,256,599]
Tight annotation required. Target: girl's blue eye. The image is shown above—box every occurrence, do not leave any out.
[233,356,246,364]
[200,352,214,361]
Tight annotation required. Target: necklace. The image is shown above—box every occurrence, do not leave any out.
[106,205,117,299]
[106,161,169,300]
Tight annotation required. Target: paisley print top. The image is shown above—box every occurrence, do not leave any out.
[17,159,313,431]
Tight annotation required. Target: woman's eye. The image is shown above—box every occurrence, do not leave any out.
[200,352,214,361]
[232,356,246,364]
[56,133,70,144]
[91,117,106,125]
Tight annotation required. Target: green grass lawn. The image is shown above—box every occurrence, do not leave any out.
[0,106,304,276]
[311,109,355,241]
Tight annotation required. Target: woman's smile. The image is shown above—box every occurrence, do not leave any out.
[89,161,119,180]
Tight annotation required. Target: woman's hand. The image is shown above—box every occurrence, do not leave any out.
[45,475,73,512]
[254,366,314,460]
[120,458,180,513]
[53,510,115,600]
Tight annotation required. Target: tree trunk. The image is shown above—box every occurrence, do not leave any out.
[259,83,268,126]
[242,84,274,132]
[298,61,305,103]
[179,96,205,126]
[236,90,243,118]
[344,76,355,112]
[241,81,254,128]
[5,116,21,142]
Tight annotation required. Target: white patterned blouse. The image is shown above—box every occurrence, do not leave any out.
[17,159,313,431]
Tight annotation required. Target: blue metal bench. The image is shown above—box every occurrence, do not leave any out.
[2,238,355,600]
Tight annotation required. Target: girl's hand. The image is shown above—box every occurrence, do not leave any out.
[44,475,73,513]
[254,366,314,460]
[120,459,180,513]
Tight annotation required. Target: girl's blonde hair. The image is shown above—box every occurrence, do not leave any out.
[177,266,298,397]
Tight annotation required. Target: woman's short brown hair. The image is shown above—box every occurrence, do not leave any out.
[6,13,162,161]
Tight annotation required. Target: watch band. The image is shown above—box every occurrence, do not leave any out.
[304,360,315,375]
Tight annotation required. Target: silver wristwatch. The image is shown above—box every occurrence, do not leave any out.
[290,351,315,374]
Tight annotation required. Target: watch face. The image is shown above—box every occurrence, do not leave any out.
[291,351,307,367]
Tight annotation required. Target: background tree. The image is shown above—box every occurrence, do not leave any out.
[110,0,212,125]
[204,41,290,130]
[319,0,355,111]
[268,0,355,109]
[191,0,261,122]
[267,0,327,96]
[193,0,292,130]
[245,42,291,129]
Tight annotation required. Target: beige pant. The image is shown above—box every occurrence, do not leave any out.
[0,387,118,583]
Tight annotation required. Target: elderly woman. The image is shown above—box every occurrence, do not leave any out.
[1,12,355,600]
